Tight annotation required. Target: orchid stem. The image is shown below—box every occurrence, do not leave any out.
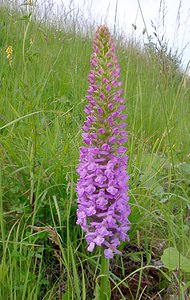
[100,249,111,300]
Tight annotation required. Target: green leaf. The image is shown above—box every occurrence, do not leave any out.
[182,281,190,292]
[94,280,111,300]
[62,291,71,300]
[140,174,165,195]
[161,247,190,273]
[93,282,101,300]
[140,153,167,172]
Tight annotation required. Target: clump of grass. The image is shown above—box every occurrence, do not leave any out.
[0,0,190,299]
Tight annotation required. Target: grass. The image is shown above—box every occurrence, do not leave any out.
[0,1,190,299]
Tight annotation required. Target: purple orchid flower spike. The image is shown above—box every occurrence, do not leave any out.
[76,25,130,259]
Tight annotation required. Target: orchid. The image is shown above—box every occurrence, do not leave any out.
[76,25,130,259]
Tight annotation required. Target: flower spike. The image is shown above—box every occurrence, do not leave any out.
[76,25,130,258]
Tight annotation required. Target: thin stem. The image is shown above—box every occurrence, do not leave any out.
[0,167,5,251]
[100,249,111,300]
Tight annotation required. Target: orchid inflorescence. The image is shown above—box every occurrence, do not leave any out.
[76,25,130,259]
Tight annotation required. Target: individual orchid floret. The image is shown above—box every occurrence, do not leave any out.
[76,25,130,259]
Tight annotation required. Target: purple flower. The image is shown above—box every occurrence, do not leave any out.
[76,25,130,258]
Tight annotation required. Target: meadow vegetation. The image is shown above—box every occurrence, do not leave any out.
[0,1,190,299]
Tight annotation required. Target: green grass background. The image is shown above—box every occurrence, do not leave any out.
[0,1,190,299]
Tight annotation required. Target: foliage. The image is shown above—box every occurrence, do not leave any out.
[0,1,190,299]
